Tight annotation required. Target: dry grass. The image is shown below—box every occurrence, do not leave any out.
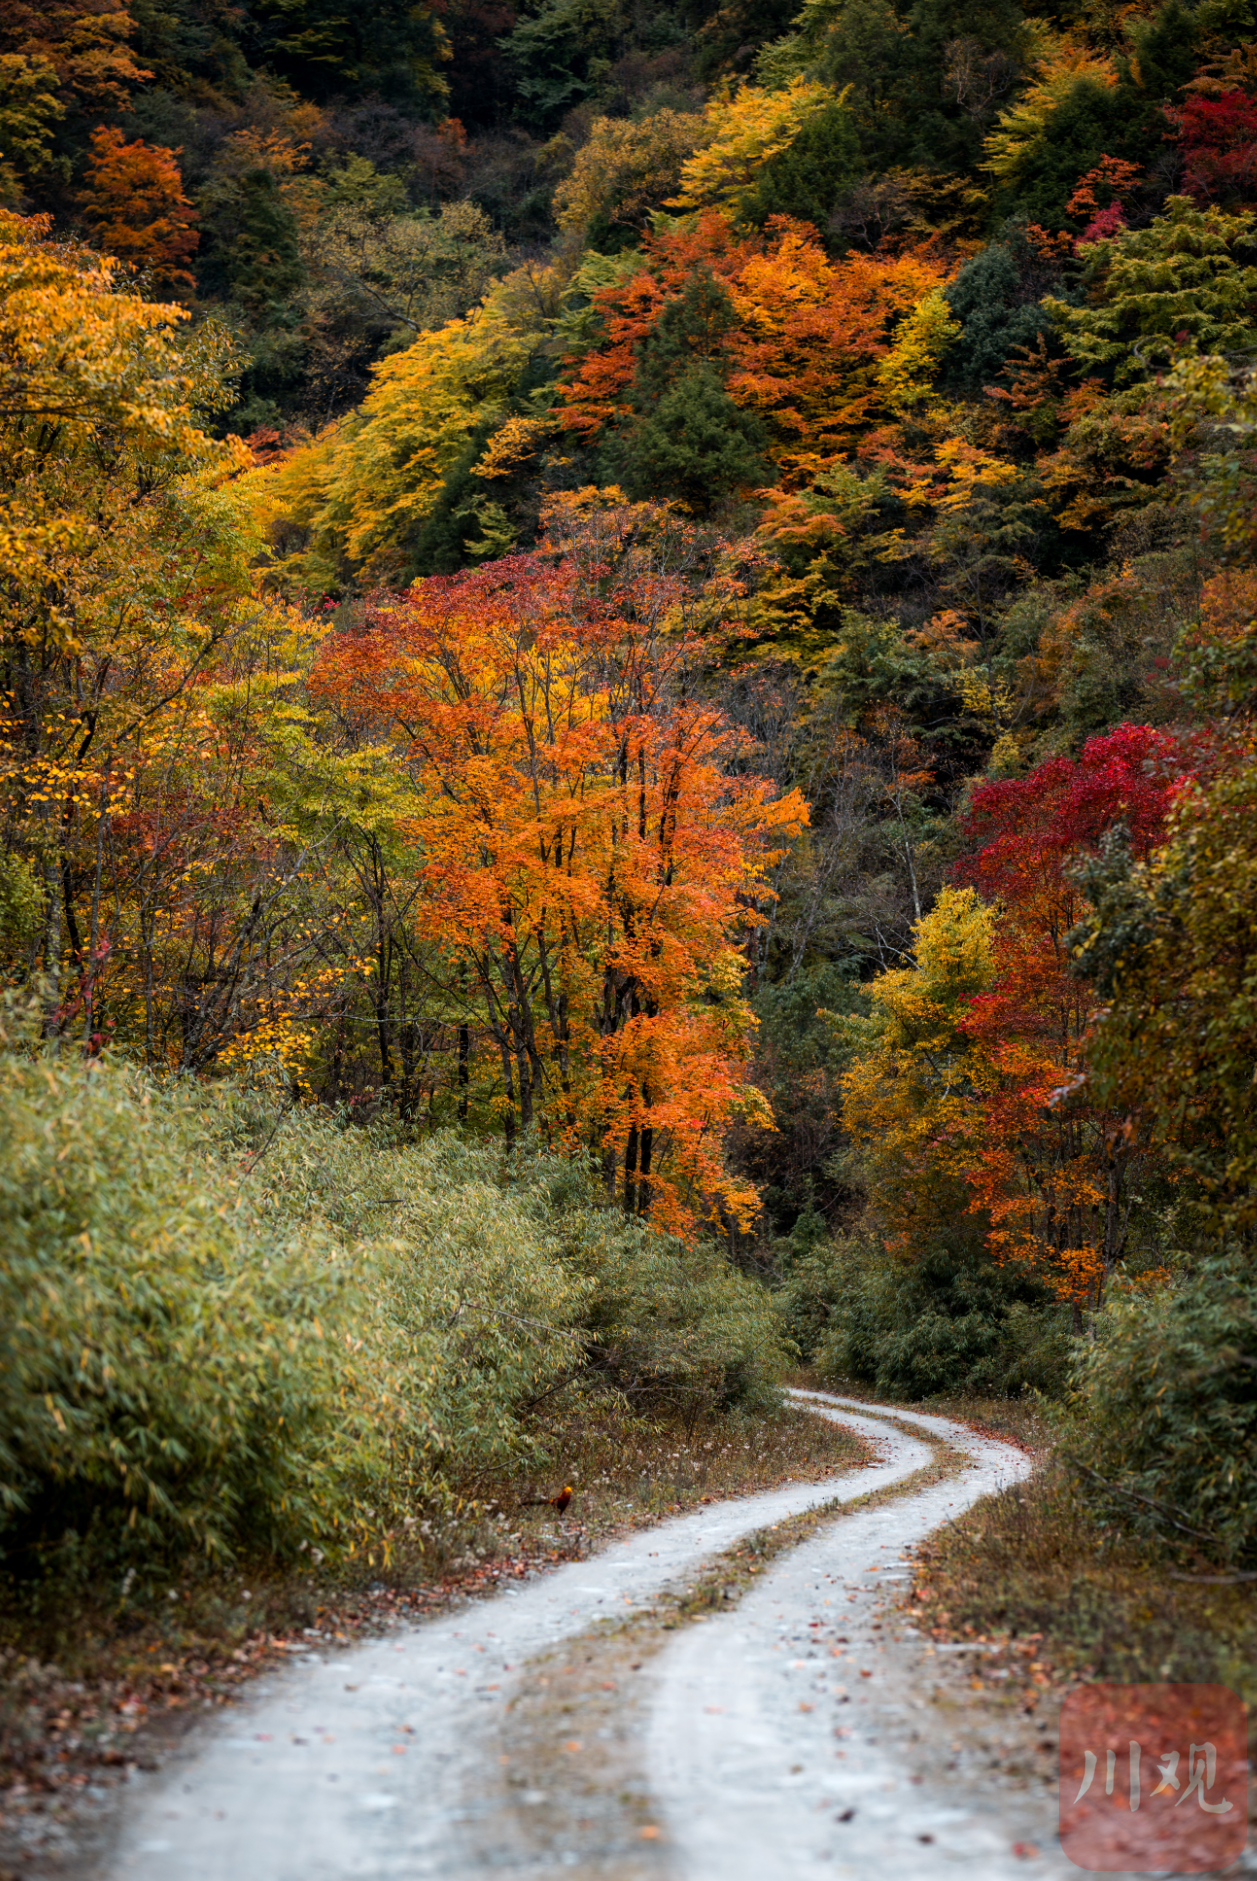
[915,1394,1054,1451]
[469,1394,872,1565]
[905,1460,1257,1720]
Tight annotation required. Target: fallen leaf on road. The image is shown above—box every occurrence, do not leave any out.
[638,1825,661,1840]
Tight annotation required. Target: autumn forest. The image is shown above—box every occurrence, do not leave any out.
[4,0,1257,1615]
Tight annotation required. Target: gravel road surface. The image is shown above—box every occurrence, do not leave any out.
[102,1393,1256,1881]
[106,1400,929,1880]
[647,1393,1064,1879]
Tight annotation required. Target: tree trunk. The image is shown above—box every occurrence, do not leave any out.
[623,1121,639,1215]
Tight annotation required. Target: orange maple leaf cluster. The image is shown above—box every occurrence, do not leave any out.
[311,494,807,1236]
[557,210,950,484]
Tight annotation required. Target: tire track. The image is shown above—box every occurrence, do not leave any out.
[646,1391,1074,1879]
[103,1404,931,1880]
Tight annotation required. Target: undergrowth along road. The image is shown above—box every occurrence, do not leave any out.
[101,1401,925,1880]
[84,1393,1139,1881]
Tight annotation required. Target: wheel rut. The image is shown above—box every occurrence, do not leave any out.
[646,1395,1076,1879]
[102,1395,1057,1880]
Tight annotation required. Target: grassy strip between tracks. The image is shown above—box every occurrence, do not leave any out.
[476,1416,971,1879]
[0,1399,870,1880]
[665,1424,969,1628]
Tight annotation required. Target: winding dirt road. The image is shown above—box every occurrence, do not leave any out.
[104,1393,1071,1880]
[648,1396,1066,1879]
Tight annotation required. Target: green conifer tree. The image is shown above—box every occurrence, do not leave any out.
[612,271,768,511]
[742,99,861,232]
[225,168,307,318]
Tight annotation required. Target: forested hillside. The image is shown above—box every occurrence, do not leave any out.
[4,0,1257,1591]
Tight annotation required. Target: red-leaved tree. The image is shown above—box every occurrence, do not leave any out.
[1171,89,1257,206]
[956,724,1191,1314]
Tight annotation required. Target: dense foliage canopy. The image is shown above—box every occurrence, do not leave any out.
[5,0,1257,1574]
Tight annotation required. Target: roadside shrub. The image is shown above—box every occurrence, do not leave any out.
[539,1162,786,1422]
[783,1230,1071,1399]
[300,1128,597,1486]
[0,1040,786,1577]
[0,1051,428,1573]
[244,1118,786,1450]
[1069,1259,1257,1565]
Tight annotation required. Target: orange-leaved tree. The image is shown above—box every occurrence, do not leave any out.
[557,210,950,484]
[76,125,199,285]
[312,492,808,1235]
[956,724,1190,1315]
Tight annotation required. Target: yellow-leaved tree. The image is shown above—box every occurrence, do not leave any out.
[981,36,1117,186]
[553,109,707,242]
[667,78,837,215]
[876,288,961,412]
[0,208,339,1063]
[834,885,995,1257]
[249,261,567,589]
[0,209,241,632]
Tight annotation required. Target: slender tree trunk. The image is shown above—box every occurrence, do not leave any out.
[83,765,109,1044]
[62,860,82,988]
[623,1120,639,1215]
[520,1050,537,1128]
[638,1116,653,1216]
[375,926,393,1090]
[42,838,62,1037]
[501,1037,517,1152]
[141,902,154,1063]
